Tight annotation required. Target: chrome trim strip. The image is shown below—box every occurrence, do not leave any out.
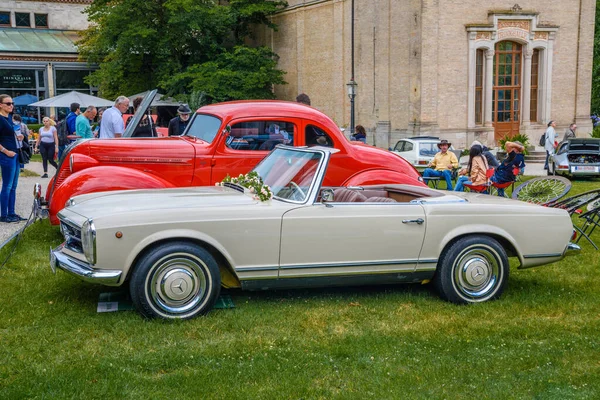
[50,244,122,285]
[280,259,420,270]
[418,258,438,264]
[235,266,279,272]
[523,253,563,259]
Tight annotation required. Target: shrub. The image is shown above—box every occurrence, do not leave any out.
[499,133,530,155]
[592,125,600,138]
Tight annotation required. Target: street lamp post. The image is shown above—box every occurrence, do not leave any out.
[347,80,357,136]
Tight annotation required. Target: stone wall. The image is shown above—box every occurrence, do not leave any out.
[263,0,596,149]
[1,0,89,31]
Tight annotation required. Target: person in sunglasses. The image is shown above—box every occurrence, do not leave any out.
[0,95,27,223]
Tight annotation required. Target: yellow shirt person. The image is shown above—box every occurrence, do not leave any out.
[422,139,458,190]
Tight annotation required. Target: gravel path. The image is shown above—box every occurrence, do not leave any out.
[0,161,56,247]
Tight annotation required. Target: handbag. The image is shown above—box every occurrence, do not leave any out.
[18,147,30,165]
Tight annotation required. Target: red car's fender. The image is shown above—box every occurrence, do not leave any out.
[342,169,424,187]
[48,166,175,225]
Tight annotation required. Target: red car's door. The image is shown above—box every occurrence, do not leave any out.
[210,118,300,183]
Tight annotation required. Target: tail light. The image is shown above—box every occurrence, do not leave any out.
[417,160,428,165]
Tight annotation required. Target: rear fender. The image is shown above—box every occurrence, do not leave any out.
[342,169,426,187]
[48,166,175,225]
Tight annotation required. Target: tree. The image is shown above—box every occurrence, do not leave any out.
[78,0,287,100]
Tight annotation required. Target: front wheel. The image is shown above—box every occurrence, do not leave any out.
[130,242,221,320]
[433,236,509,304]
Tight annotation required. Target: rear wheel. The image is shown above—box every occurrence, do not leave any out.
[130,242,221,320]
[434,236,509,304]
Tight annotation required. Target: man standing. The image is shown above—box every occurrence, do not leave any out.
[422,139,459,190]
[60,102,80,159]
[75,106,97,139]
[168,104,191,136]
[563,123,577,142]
[544,120,557,170]
[99,96,129,138]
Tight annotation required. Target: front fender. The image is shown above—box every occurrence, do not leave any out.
[343,169,426,187]
[48,166,175,225]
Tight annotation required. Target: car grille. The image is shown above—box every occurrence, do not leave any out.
[61,221,83,254]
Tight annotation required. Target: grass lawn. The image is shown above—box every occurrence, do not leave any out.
[1,178,599,398]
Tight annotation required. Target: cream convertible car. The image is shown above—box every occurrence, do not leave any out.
[50,146,580,320]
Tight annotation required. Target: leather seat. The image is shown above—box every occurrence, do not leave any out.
[333,188,367,202]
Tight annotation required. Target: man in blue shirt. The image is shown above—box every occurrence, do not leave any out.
[75,106,97,139]
[61,102,80,159]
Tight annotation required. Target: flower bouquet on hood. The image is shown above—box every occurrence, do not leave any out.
[218,171,273,202]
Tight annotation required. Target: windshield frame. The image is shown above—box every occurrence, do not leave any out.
[251,145,333,205]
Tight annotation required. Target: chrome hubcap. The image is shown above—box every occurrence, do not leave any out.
[149,255,208,314]
[453,245,500,301]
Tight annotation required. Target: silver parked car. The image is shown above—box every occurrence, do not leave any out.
[51,146,579,320]
[549,138,600,177]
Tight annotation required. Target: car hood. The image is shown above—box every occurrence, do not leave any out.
[65,186,258,220]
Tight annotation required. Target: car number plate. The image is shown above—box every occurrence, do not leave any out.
[571,166,599,172]
[49,246,57,274]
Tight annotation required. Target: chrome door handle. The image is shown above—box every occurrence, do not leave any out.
[402,218,424,225]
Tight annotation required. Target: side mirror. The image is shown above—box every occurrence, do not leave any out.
[388,147,393,151]
[321,188,334,202]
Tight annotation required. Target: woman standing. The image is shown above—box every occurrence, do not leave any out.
[35,116,59,178]
[0,94,26,223]
[454,145,489,192]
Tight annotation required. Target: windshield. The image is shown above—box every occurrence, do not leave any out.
[419,142,439,156]
[185,114,222,143]
[253,147,323,202]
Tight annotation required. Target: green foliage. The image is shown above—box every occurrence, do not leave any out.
[26,124,43,133]
[592,125,600,138]
[498,133,530,155]
[165,46,286,102]
[78,0,288,100]
[592,0,600,113]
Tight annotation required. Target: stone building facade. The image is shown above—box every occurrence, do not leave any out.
[258,0,596,149]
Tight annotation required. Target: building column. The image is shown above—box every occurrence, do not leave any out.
[543,33,555,124]
[521,49,532,127]
[484,49,494,127]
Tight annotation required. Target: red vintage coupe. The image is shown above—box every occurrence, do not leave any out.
[35,91,425,225]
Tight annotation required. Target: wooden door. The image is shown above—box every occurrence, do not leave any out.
[493,41,522,141]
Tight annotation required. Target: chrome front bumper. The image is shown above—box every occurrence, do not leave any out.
[50,244,122,285]
[563,242,581,257]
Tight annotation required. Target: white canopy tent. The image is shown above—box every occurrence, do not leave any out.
[29,91,114,108]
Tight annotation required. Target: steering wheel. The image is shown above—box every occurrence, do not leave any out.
[288,181,306,201]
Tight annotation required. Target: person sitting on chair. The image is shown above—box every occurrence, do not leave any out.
[454,144,489,192]
[489,141,526,197]
[422,139,459,190]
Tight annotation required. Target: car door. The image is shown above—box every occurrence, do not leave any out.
[210,118,298,183]
[278,202,427,279]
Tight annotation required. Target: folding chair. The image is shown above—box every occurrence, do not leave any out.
[463,168,494,193]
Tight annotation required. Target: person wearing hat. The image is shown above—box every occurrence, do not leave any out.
[489,141,526,197]
[422,139,459,190]
[168,104,192,136]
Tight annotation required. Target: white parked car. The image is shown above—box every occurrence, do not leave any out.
[50,146,579,320]
[391,136,459,170]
